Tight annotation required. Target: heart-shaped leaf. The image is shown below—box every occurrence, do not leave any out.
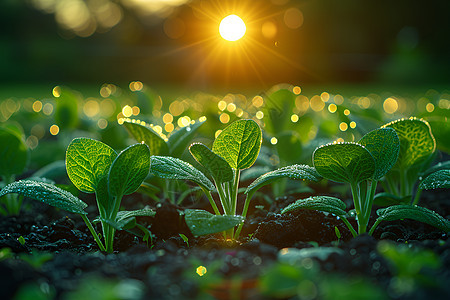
[108,143,150,197]
[419,169,450,190]
[0,180,87,215]
[376,205,450,232]
[167,119,205,157]
[184,209,244,236]
[0,126,29,177]
[313,142,375,184]
[281,196,347,216]
[150,156,215,191]
[245,165,321,195]
[122,120,169,155]
[66,138,117,193]
[212,119,262,170]
[358,127,400,180]
[189,143,233,183]
[382,117,436,169]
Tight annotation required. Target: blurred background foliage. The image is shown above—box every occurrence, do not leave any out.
[1,0,449,91]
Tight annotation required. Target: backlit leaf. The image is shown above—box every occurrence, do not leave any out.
[184,209,244,236]
[382,117,436,169]
[376,205,450,232]
[281,196,347,216]
[313,142,375,184]
[0,126,29,177]
[150,156,214,191]
[66,138,117,193]
[122,120,169,155]
[419,169,450,190]
[189,143,233,183]
[212,119,262,170]
[245,165,321,195]
[108,143,150,197]
[0,180,87,215]
[358,127,399,180]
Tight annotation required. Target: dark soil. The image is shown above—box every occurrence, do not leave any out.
[0,187,449,300]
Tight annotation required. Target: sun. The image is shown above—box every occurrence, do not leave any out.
[219,15,246,41]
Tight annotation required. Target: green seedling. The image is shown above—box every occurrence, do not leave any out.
[0,125,30,215]
[179,233,189,247]
[150,119,321,240]
[150,119,261,239]
[122,118,205,203]
[0,138,155,253]
[281,126,450,236]
[17,236,26,246]
[379,117,436,205]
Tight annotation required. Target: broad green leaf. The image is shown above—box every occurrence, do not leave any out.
[167,119,205,157]
[212,119,262,170]
[184,209,244,236]
[189,143,233,183]
[276,131,303,164]
[263,86,296,134]
[313,142,375,184]
[382,117,436,169]
[373,192,411,207]
[54,87,79,129]
[0,180,87,215]
[150,156,215,191]
[245,165,321,195]
[108,143,150,197]
[358,127,400,180]
[376,205,450,232]
[122,120,169,155]
[66,138,117,193]
[281,196,347,216]
[419,169,450,190]
[0,126,29,177]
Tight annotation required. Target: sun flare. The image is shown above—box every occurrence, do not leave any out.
[219,15,246,41]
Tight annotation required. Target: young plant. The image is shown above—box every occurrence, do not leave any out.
[150,119,322,239]
[280,126,450,236]
[379,117,436,205]
[150,119,261,239]
[121,118,205,203]
[312,127,400,234]
[0,138,154,253]
[0,125,30,215]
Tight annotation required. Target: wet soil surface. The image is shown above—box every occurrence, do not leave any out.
[0,188,449,300]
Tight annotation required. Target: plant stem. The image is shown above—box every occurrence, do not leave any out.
[386,174,399,197]
[400,170,408,197]
[350,181,366,234]
[411,187,422,206]
[363,180,377,221]
[231,169,240,215]
[81,214,106,252]
[368,218,383,236]
[234,191,255,240]
[216,183,230,215]
[201,187,221,215]
[340,217,357,238]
